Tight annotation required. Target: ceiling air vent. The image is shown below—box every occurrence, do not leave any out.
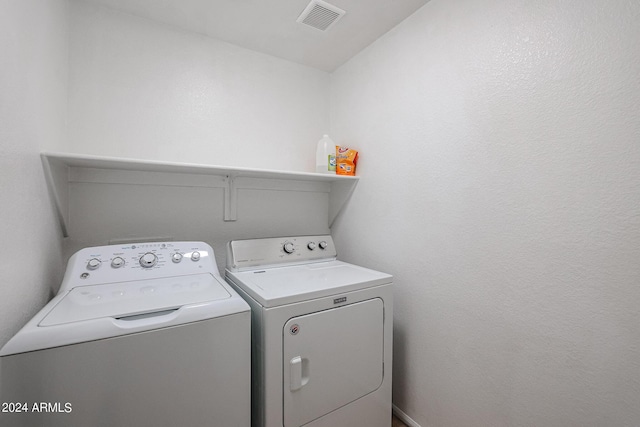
[297,0,346,32]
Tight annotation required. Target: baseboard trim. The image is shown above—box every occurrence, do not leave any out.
[393,404,421,427]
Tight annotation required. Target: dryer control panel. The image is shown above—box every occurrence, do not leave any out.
[60,241,217,291]
[226,235,337,271]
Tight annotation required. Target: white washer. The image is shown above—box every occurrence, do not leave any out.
[0,241,250,427]
[225,235,393,427]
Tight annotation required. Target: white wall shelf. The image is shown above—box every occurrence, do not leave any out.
[41,152,358,238]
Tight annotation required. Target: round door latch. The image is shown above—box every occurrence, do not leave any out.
[289,324,300,335]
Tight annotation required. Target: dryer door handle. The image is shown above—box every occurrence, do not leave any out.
[289,356,310,391]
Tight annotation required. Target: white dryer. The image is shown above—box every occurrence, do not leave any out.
[0,241,250,427]
[225,235,393,427]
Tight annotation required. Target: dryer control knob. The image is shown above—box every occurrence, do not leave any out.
[87,258,102,270]
[191,251,201,262]
[111,257,125,269]
[172,253,183,263]
[318,241,328,250]
[307,242,317,250]
[283,242,295,254]
[139,252,157,268]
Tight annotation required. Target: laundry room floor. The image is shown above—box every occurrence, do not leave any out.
[392,414,409,427]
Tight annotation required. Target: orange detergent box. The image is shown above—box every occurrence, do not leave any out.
[335,146,359,176]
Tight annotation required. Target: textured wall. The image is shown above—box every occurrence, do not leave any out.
[0,0,67,349]
[68,0,330,172]
[330,0,640,426]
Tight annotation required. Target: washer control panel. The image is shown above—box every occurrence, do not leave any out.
[61,241,216,291]
[227,235,337,271]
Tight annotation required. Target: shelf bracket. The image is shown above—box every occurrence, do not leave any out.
[41,154,70,237]
[328,179,358,227]
[223,175,238,221]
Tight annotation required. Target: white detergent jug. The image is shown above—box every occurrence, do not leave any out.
[315,134,336,174]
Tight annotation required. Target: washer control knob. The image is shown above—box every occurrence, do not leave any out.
[318,241,328,250]
[283,242,295,254]
[139,252,157,268]
[307,242,317,250]
[87,258,102,270]
[172,253,183,263]
[191,251,201,262]
[111,257,125,269]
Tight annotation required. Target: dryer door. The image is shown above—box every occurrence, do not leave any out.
[283,298,384,427]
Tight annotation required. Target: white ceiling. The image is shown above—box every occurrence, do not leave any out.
[79,0,430,71]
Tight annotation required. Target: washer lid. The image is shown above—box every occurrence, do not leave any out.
[0,273,250,356]
[41,273,230,326]
[225,260,392,307]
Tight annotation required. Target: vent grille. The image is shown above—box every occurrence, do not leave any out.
[297,0,345,32]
